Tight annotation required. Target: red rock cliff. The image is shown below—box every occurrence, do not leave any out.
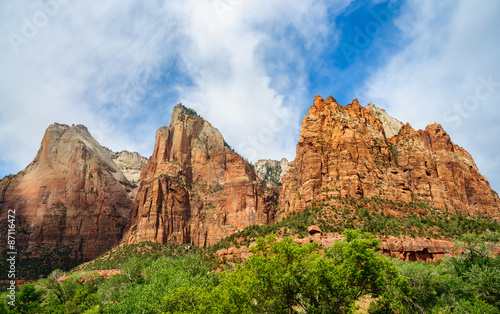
[123,104,276,247]
[279,96,500,218]
[0,124,136,260]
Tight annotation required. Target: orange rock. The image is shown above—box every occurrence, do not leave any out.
[123,104,277,247]
[380,237,453,262]
[279,96,500,219]
[307,225,322,236]
[215,233,457,264]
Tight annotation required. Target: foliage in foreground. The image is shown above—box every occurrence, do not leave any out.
[374,232,500,313]
[1,231,499,313]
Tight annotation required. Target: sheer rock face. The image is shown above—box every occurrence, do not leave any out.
[279,95,500,218]
[0,124,135,260]
[123,104,276,247]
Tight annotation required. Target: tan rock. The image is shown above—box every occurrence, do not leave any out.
[366,103,404,139]
[254,158,289,185]
[0,124,135,261]
[109,150,148,188]
[307,225,322,236]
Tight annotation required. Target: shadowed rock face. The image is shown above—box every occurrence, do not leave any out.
[0,123,135,261]
[2,94,499,269]
[279,95,500,218]
[123,104,277,247]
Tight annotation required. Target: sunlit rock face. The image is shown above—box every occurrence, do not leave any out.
[123,104,277,247]
[279,95,500,219]
[0,123,135,261]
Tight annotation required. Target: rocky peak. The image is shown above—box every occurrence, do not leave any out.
[279,95,500,218]
[0,123,135,267]
[124,105,277,247]
[109,150,148,187]
[366,103,404,139]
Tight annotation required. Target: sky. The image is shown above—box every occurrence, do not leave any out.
[1,0,499,192]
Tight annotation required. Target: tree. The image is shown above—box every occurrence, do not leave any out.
[210,230,402,313]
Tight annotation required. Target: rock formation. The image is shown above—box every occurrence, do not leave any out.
[123,104,276,247]
[0,124,136,261]
[108,150,148,188]
[2,95,499,274]
[279,96,500,218]
[215,233,456,264]
[254,158,289,186]
[365,103,404,138]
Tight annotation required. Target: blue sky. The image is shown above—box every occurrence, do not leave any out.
[1,0,500,193]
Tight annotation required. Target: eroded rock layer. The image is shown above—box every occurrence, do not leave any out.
[279,96,500,218]
[124,104,276,247]
[0,124,135,261]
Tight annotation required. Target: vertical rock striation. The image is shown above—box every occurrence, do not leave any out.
[279,96,500,218]
[123,104,276,247]
[0,124,135,261]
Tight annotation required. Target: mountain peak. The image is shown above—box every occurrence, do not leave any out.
[0,123,136,267]
[280,94,500,218]
[171,103,201,123]
[124,104,277,247]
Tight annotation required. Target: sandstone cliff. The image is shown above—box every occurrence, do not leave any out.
[0,124,135,262]
[279,96,500,218]
[123,104,276,247]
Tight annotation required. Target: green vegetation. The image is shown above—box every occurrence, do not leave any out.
[2,231,499,313]
[317,197,500,239]
[74,242,210,273]
[373,232,500,313]
[0,247,82,282]
[2,196,500,312]
[0,174,14,181]
[178,104,200,118]
[211,197,500,251]
[5,196,498,282]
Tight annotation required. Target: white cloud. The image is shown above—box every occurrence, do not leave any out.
[172,0,347,161]
[361,0,500,192]
[0,0,352,175]
[0,0,182,171]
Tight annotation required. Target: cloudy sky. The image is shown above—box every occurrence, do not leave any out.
[1,0,499,192]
